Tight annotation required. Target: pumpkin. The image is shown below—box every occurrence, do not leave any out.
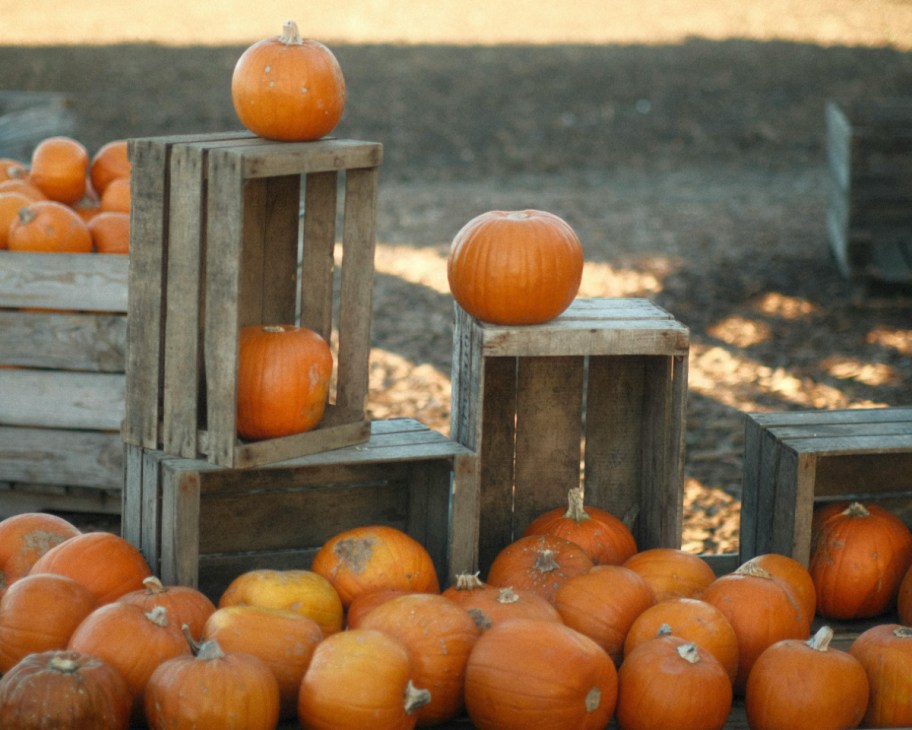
[118,575,216,642]
[87,210,130,254]
[0,178,46,201]
[0,512,80,594]
[0,191,32,249]
[99,175,130,213]
[745,625,868,730]
[359,592,481,725]
[849,623,912,727]
[72,193,101,222]
[218,568,343,636]
[0,573,97,673]
[623,597,739,683]
[345,587,412,628]
[28,136,88,204]
[742,552,816,620]
[236,324,334,440]
[298,629,430,730]
[145,638,280,730]
[311,524,440,608]
[0,650,132,730]
[447,209,584,325]
[0,157,28,182]
[485,533,594,604]
[202,604,323,719]
[553,564,655,665]
[523,487,637,565]
[67,603,191,720]
[464,617,618,730]
[615,635,732,730]
[701,561,810,694]
[441,573,563,632]
[810,501,912,620]
[231,20,346,142]
[622,547,717,601]
[7,200,93,253]
[898,563,912,625]
[89,139,130,197]
[29,530,152,605]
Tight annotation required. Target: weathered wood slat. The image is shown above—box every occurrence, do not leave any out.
[0,370,124,430]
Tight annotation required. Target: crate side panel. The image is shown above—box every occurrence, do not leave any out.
[299,171,338,340]
[0,370,124,430]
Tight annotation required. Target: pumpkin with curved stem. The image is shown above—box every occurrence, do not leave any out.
[486,533,593,603]
[28,135,88,204]
[523,487,637,565]
[236,324,334,440]
[849,623,912,727]
[232,20,346,142]
[464,617,617,730]
[441,573,563,632]
[746,625,868,730]
[447,209,584,325]
[622,547,716,601]
[118,575,216,642]
[146,638,280,729]
[0,512,79,595]
[0,650,132,730]
[810,501,912,620]
[7,200,93,253]
[616,634,732,730]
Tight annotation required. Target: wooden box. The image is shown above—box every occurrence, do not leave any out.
[0,251,128,516]
[740,406,912,566]
[450,297,690,575]
[122,131,382,469]
[122,418,479,600]
[826,99,912,292]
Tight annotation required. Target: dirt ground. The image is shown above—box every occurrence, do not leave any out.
[2,7,911,554]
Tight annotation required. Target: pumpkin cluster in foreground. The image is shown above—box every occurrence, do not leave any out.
[3,498,912,728]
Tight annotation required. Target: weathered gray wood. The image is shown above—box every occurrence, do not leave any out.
[236,138,382,178]
[0,370,124,430]
[299,171,338,339]
[0,483,120,517]
[159,467,201,588]
[121,443,144,547]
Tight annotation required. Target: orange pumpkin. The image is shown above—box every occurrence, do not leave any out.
[0,191,32,249]
[810,501,912,620]
[311,524,440,608]
[486,533,594,604]
[464,618,618,730]
[0,178,46,201]
[218,568,343,636]
[298,629,430,730]
[523,487,637,565]
[0,512,80,595]
[236,324,334,440]
[0,650,132,730]
[616,634,732,730]
[0,157,28,182]
[849,623,912,727]
[441,573,563,632]
[7,200,93,253]
[99,175,130,213]
[28,531,152,605]
[145,638,280,730]
[447,209,584,325]
[553,564,655,665]
[28,136,89,205]
[622,546,717,601]
[345,588,412,628]
[898,563,912,625]
[746,625,869,730]
[742,552,816,621]
[87,210,130,254]
[118,575,216,642]
[623,597,739,683]
[89,140,130,197]
[231,20,346,142]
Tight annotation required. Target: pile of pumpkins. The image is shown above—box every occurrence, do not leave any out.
[0,135,131,254]
[2,490,912,729]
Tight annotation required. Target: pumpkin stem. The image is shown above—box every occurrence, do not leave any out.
[48,655,79,674]
[403,680,432,715]
[496,587,520,604]
[894,626,912,639]
[657,622,673,637]
[677,643,702,664]
[564,487,592,523]
[182,623,203,655]
[280,20,303,45]
[843,502,870,518]
[195,639,227,662]
[584,686,602,713]
[534,549,560,573]
[142,575,167,594]
[17,205,36,225]
[735,561,774,580]
[454,572,485,591]
[145,605,170,627]
[807,625,834,652]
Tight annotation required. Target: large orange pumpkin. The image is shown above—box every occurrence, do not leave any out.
[118,575,216,642]
[447,209,584,325]
[231,20,346,142]
[849,623,912,727]
[0,512,80,595]
[486,533,593,604]
[441,573,563,632]
[236,324,334,440]
[742,552,816,621]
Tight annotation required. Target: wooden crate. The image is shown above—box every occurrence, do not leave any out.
[450,297,690,575]
[826,99,912,292]
[740,406,912,566]
[122,131,382,469]
[122,418,479,600]
[0,251,128,516]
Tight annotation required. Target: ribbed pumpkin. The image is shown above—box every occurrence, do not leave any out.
[464,618,617,730]
[746,625,869,730]
[742,552,816,621]
[118,576,216,642]
[810,501,912,620]
[622,547,717,601]
[236,324,334,440]
[447,209,584,325]
[441,573,563,632]
[0,512,80,595]
[849,623,912,727]
[7,200,93,253]
[523,488,637,565]
[231,20,346,142]
[616,635,732,730]
[486,533,593,604]
[345,588,412,628]
[0,650,132,730]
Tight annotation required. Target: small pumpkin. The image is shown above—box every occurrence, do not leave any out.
[0,191,32,249]
[0,512,80,595]
[849,623,912,727]
[0,650,132,730]
[523,487,637,565]
[99,175,130,213]
[89,139,130,197]
[145,638,281,730]
[622,547,717,601]
[746,625,869,730]
[441,573,563,632]
[0,157,28,182]
[28,135,88,205]
[615,634,732,730]
[464,617,618,730]
[118,575,216,642]
[447,209,584,325]
[231,20,346,142]
[236,324,334,440]
[7,200,93,253]
[0,178,46,201]
[87,210,130,254]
